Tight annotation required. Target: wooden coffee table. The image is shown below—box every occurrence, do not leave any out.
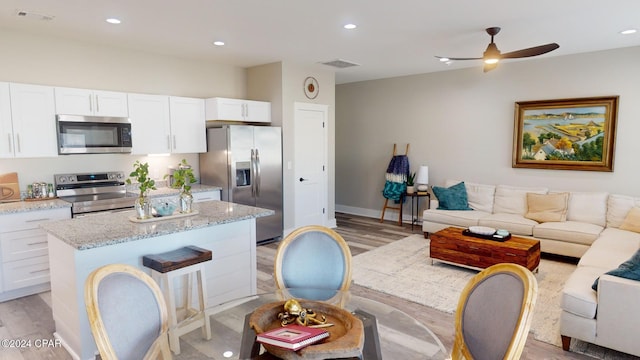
[429,227,540,272]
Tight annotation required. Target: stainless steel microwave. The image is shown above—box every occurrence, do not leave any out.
[56,115,132,154]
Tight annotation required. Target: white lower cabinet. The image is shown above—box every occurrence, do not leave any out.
[0,207,70,301]
[193,190,221,203]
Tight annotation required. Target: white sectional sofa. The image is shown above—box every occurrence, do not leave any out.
[422,180,640,356]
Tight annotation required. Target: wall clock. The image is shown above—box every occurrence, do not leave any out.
[303,76,319,99]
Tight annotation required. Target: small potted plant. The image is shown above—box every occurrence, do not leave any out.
[126,160,156,219]
[167,159,197,213]
[406,172,416,194]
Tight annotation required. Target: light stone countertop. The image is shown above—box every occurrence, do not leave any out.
[0,199,71,215]
[127,184,222,198]
[40,200,273,251]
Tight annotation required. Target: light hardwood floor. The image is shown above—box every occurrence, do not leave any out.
[0,212,633,359]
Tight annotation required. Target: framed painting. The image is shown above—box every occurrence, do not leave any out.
[512,96,619,172]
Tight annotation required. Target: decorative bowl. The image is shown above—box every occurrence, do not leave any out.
[469,226,496,235]
[249,299,364,359]
[152,201,177,217]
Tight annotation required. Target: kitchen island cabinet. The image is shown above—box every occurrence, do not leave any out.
[40,201,273,360]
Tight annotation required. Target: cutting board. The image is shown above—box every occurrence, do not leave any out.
[0,172,21,203]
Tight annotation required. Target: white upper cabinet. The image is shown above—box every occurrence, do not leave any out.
[0,82,13,158]
[128,94,205,154]
[128,93,172,155]
[169,96,206,153]
[55,87,128,117]
[205,97,271,123]
[7,83,57,158]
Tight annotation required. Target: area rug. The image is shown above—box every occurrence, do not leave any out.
[352,234,576,347]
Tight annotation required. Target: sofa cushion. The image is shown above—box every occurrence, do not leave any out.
[567,192,608,227]
[620,207,640,234]
[478,214,538,236]
[607,194,640,229]
[525,192,569,223]
[445,180,496,213]
[493,185,548,216]
[432,182,472,210]
[592,249,640,290]
[533,221,602,246]
[580,228,640,268]
[423,209,490,228]
[562,266,602,319]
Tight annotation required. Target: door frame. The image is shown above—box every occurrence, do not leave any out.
[293,102,329,229]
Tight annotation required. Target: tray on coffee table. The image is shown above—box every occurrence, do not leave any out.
[462,228,511,242]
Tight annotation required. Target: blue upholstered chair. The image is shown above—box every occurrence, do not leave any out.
[85,264,172,360]
[273,225,352,301]
[451,263,538,360]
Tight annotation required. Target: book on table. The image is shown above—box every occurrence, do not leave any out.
[256,324,330,350]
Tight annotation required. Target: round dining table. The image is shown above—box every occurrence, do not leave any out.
[174,288,449,360]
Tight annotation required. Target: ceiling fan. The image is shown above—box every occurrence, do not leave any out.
[436,27,559,72]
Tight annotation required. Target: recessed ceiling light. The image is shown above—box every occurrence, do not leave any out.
[620,28,637,35]
[344,24,357,30]
[213,41,225,46]
[106,18,121,24]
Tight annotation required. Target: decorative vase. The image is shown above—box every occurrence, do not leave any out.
[179,190,193,213]
[406,186,415,194]
[135,195,151,219]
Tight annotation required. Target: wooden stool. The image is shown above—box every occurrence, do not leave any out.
[143,246,213,354]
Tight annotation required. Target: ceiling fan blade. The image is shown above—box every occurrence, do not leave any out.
[501,43,559,59]
[435,56,482,61]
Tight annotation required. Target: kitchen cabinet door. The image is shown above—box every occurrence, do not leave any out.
[9,83,58,158]
[55,87,128,117]
[205,97,271,123]
[0,82,13,158]
[128,93,172,155]
[169,96,206,153]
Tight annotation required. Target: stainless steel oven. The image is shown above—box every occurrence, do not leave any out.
[56,115,132,154]
[55,171,136,217]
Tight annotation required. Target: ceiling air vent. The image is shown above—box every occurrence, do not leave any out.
[16,10,55,21]
[321,59,360,69]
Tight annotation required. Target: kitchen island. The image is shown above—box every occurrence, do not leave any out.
[40,200,273,360]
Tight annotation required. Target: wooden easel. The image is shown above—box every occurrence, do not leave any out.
[380,143,409,225]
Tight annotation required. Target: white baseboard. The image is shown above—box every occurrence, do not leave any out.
[335,204,413,223]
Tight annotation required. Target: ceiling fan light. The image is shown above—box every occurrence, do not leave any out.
[484,58,499,64]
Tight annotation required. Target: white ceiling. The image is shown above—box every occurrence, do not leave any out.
[1,0,639,84]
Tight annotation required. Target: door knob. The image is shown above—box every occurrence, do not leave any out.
[299,177,308,182]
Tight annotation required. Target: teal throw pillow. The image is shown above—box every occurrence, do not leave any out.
[592,249,640,291]
[432,181,473,211]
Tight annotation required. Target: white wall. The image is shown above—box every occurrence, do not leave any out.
[335,46,640,219]
[0,30,246,189]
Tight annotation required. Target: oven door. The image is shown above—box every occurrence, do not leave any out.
[57,115,132,154]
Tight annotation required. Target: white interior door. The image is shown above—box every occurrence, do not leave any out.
[294,103,328,227]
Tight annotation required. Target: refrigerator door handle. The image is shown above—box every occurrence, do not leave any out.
[255,149,261,197]
[250,149,256,197]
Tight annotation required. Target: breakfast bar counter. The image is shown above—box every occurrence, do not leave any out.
[41,201,273,360]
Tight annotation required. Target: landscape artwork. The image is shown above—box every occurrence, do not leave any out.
[512,96,618,172]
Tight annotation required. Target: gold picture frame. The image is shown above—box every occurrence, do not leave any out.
[512,96,618,172]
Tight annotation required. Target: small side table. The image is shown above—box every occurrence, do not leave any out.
[403,191,430,231]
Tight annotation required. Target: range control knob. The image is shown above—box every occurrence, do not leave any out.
[57,176,66,183]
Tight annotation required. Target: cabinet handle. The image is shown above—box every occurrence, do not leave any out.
[95,94,100,113]
[7,133,11,152]
[197,197,213,201]
[506,253,517,257]
[89,94,93,112]
[16,133,21,153]
[167,135,171,150]
[173,135,177,149]
[26,218,51,223]
[27,241,48,246]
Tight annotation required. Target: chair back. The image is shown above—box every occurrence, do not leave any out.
[274,225,352,299]
[452,263,538,360]
[85,264,171,360]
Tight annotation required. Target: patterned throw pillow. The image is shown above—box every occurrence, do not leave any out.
[432,181,473,211]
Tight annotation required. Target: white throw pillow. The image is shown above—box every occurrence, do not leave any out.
[445,180,496,213]
[567,192,608,227]
[607,194,640,228]
[493,185,548,216]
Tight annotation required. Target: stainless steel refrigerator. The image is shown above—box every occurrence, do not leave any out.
[200,125,283,243]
